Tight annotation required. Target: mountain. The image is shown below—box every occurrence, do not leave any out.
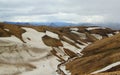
[4,21,76,26]
[4,22,120,30]
[0,22,120,75]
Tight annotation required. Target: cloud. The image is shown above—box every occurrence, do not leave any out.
[3,12,104,23]
[0,0,120,23]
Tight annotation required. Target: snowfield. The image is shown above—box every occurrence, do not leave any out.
[0,27,86,75]
[19,56,60,75]
[22,27,51,49]
[0,35,22,43]
[0,25,118,75]
[0,40,60,75]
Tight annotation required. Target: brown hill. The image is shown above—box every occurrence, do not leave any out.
[0,22,117,44]
[65,33,120,75]
[82,33,120,57]
[0,22,120,75]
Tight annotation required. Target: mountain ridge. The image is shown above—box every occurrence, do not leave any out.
[3,22,120,30]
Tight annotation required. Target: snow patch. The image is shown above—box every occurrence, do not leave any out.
[86,27,105,31]
[76,44,87,53]
[0,35,22,43]
[53,47,65,57]
[0,64,26,75]
[63,36,74,43]
[4,28,10,31]
[91,34,103,40]
[70,28,79,31]
[19,56,60,75]
[62,41,80,54]
[114,31,119,34]
[46,31,59,39]
[91,61,120,74]
[71,31,86,39]
[107,33,113,37]
[22,27,51,49]
[0,43,50,63]
[60,65,71,75]
[0,40,55,75]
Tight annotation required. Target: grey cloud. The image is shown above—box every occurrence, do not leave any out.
[0,0,120,23]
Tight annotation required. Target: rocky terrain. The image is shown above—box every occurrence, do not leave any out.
[0,22,120,75]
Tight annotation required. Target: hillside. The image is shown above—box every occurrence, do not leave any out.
[0,22,119,75]
[66,33,120,75]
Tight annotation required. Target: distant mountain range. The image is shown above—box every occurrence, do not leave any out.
[4,22,76,26]
[4,21,120,30]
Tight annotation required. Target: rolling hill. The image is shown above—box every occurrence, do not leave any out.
[0,22,119,75]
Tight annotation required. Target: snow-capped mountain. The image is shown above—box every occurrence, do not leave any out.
[0,22,119,75]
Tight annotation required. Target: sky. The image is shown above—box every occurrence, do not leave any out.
[0,0,120,23]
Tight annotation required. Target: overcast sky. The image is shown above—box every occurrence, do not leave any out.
[0,0,120,23]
